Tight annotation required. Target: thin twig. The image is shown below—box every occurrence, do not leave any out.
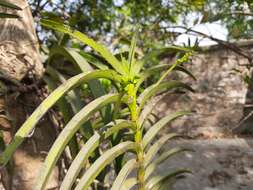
[232,110,253,132]
[166,25,253,63]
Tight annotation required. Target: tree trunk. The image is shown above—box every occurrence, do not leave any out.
[0,1,58,189]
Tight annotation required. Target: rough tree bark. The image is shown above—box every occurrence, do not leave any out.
[0,1,58,189]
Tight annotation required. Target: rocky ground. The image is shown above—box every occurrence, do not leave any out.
[156,138,253,190]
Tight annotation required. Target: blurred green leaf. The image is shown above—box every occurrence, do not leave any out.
[0,12,19,18]
[0,1,21,10]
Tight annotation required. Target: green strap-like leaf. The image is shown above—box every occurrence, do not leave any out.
[136,46,192,75]
[149,178,171,190]
[0,12,19,18]
[46,66,95,140]
[121,139,191,189]
[43,75,79,157]
[35,94,119,190]
[0,1,22,10]
[50,45,114,126]
[46,66,84,113]
[139,95,164,126]
[0,70,122,166]
[121,178,137,190]
[49,47,91,71]
[49,46,108,98]
[145,147,192,180]
[137,81,194,111]
[111,159,137,190]
[74,141,137,190]
[168,65,196,80]
[48,47,111,135]
[142,46,192,63]
[146,169,192,190]
[143,111,191,148]
[128,32,137,73]
[144,134,179,167]
[79,51,109,70]
[102,120,135,139]
[136,64,196,90]
[41,19,126,75]
[43,75,74,123]
[155,52,192,86]
[60,133,100,190]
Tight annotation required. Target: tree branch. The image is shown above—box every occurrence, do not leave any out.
[166,25,253,64]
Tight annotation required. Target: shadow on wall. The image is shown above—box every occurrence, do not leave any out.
[152,46,253,137]
[234,70,253,134]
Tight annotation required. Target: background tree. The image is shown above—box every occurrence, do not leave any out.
[0,0,58,189]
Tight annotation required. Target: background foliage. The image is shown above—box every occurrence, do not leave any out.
[29,0,253,46]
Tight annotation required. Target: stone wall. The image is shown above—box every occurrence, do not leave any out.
[154,42,253,137]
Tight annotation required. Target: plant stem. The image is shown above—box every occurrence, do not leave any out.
[126,83,145,190]
[135,129,145,190]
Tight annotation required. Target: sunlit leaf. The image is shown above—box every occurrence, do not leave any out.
[138,81,194,111]
[0,70,122,166]
[142,111,191,148]
[35,94,120,190]
[146,169,192,189]
[111,159,137,190]
[41,19,126,75]
[144,134,180,167]
[60,133,100,190]
[75,141,137,190]
[145,147,192,180]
